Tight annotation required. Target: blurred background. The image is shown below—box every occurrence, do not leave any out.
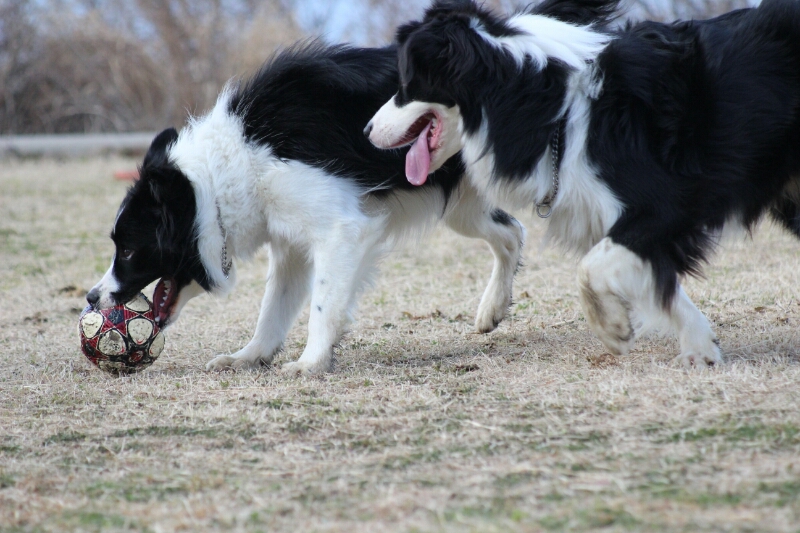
[0,0,754,135]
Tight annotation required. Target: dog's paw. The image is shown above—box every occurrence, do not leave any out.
[205,354,263,371]
[281,360,330,376]
[475,299,507,334]
[674,346,723,368]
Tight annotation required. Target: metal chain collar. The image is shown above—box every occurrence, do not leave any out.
[536,119,563,219]
[216,202,232,279]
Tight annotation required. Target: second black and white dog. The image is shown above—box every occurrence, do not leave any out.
[86,43,525,375]
[366,0,800,366]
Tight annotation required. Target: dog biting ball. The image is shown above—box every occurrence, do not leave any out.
[78,293,165,375]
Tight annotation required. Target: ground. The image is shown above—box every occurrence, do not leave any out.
[1,157,799,532]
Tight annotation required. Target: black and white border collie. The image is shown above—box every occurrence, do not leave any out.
[367,0,800,367]
[86,43,525,375]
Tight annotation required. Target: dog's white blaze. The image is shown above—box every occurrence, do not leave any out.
[89,258,121,309]
[367,97,462,176]
[368,98,432,149]
[472,14,611,71]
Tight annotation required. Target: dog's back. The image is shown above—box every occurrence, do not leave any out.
[229,43,464,196]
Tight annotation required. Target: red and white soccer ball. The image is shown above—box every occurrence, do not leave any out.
[78,293,165,374]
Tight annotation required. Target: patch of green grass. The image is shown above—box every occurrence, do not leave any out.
[382,449,443,470]
[576,505,640,529]
[0,471,15,488]
[539,514,569,530]
[84,479,190,502]
[758,480,800,507]
[442,502,528,525]
[644,483,744,508]
[563,430,609,451]
[54,510,147,532]
[668,423,800,446]
[494,471,537,488]
[43,431,87,446]
[109,425,222,439]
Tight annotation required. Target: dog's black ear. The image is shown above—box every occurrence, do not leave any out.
[530,0,621,26]
[426,0,476,17]
[396,20,421,46]
[403,14,480,86]
[143,128,179,169]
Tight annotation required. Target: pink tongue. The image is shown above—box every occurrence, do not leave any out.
[405,121,432,186]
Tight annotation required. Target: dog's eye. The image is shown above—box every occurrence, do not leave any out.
[120,249,134,260]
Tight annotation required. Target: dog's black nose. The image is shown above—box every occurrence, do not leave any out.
[86,288,100,307]
[363,121,373,138]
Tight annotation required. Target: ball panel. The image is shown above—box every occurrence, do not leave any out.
[97,329,126,356]
[149,331,165,358]
[80,311,104,339]
[124,294,151,313]
[127,317,154,346]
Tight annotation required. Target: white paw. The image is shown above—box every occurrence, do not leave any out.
[281,360,330,376]
[205,355,237,371]
[675,345,723,368]
[205,351,266,371]
[475,296,509,333]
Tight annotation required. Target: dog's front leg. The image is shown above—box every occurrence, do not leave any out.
[282,223,368,376]
[206,243,311,371]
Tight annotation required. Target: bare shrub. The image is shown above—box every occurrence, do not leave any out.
[0,0,761,134]
[3,15,170,133]
[0,0,304,134]
[224,3,306,79]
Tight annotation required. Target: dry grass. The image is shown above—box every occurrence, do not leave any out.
[1,157,800,532]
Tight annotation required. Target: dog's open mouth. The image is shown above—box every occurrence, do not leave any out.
[389,113,441,186]
[153,277,178,326]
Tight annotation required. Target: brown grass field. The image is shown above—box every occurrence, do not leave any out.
[1,156,799,532]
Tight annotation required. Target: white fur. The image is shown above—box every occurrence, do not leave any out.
[367,15,727,367]
[578,238,722,367]
[462,67,622,254]
[161,91,523,375]
[90,258,120,308]
[366,99,463,176]
[472,14,611,71]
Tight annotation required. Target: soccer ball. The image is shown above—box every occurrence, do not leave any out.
[78,293,165,374]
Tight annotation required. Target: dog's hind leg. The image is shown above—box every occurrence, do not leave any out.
[578,237,721,366]
[444,183,526,333]
[206,242,312,371]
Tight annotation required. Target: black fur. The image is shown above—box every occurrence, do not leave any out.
[529,0,621,25]
[229,42,464,197]
[394,0,800,305]
[106,130,211,305]
[94,44,517,307]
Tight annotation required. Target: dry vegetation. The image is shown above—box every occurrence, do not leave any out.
[0,157,799,532]
[0,0,757,135]
[0,0,304,134]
